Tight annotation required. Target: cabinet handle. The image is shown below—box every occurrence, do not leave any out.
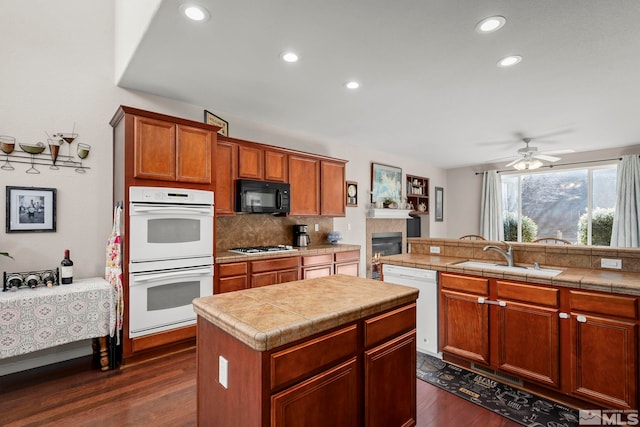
[559,312,571,319]
[477,297,506,307]
[576,315,587,323]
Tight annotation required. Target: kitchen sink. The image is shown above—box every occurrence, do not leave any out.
[454,261,564,277]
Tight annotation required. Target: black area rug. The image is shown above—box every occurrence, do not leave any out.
[416,352,579,427]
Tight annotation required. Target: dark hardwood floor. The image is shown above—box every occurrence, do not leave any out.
[0,348,520,427]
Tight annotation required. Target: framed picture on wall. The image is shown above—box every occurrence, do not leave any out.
[435,186,444,222]
[6,186,57,233]
[346,181,358,207]
[371,163,402,204]
[204,110,229,136]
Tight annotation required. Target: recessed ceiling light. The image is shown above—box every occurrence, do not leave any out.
[281,52,299,63]
[475,16,506,33]
[345,81,360,90]
[497,55,522,67]
[180,4,210,22]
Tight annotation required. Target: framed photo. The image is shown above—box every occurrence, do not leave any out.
[346,181,358,207]
[204,110,229,136]
[435,186,444,222]
[371,163,402,204]
[6,186,57,233]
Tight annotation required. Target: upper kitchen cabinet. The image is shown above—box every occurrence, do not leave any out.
[234,138,288,182]
[110,106,219,189]
[215,139,237,215]
[321,160,346,217]
[289,154,320,216]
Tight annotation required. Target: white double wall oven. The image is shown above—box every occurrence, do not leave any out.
[128,186,214,338]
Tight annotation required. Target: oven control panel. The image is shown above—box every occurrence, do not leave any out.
[129,186,213,205]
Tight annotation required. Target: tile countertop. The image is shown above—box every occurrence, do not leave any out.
[380,253,640,297]
[192,274,418,352]
[215,244,361,263]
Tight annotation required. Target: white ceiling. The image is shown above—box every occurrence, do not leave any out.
[117,0,640,169]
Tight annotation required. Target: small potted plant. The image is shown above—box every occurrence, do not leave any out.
[382,198,396,208]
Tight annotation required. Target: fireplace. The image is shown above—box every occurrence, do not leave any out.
[371,232,402,279]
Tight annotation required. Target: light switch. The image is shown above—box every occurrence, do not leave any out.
[219,355,228,389]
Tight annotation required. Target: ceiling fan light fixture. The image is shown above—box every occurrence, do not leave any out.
[497,55,522,67]
[281,52,299,63]
[476,16,506,33]
[513,159,543,170]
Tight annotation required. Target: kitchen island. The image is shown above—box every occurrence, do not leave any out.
[192,274,419,427]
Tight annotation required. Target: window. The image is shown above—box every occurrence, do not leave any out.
[501,165,617,245]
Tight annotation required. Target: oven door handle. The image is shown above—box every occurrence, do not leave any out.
[131,267,213,284]
[131,206,213,215]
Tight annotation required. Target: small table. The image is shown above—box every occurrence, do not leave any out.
[0,277,117,370]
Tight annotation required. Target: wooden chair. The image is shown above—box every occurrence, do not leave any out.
[459,234,487,241]
[533,237,572,245]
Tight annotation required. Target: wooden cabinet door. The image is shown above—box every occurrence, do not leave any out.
[303,265,333,279]
[335,262,358,277]
[237,145,263,180]
[278,268,300,284]
[570,313,637,409]
[364,331,416,427]
[320,160,346,217]
[133,116,176,181]
[215,140,237,215]
[440,289,490,364]
[271,358,358,427]
[289,155,320,216]
[496,301,560,388]
[265,149,288,182]
[218,276,248,293]
[176,124,212,184]
[251,271,278,288]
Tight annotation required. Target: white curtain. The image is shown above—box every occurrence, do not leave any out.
[610,155,640,247]
[480,170,504,241]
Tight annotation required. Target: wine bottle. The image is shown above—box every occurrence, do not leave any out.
[6,274,23,291]
[41,271,56,287]
[60,249,73,285]
[26,273,40,288]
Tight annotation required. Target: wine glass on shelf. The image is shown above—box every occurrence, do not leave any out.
[19,142,46,174]
[48,136,61,170]
[57,132,78,164]
[0,135,16,170]
[75,143,90,173]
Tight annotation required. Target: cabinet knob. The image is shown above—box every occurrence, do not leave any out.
[576,315,587,323]
[559,312,571,319]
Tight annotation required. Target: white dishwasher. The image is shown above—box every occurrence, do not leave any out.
[382,264,441,359]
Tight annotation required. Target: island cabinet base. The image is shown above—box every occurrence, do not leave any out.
[196,303,417,427]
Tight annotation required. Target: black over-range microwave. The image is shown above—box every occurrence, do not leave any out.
[235,179,290,214]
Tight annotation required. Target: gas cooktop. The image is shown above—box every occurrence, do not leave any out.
[228,245,297,255]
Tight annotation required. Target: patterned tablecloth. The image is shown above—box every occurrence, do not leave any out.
[0,277,116,359]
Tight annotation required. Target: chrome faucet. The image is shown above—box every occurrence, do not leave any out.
[483,242,515,267]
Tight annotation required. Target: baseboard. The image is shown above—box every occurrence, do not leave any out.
[0,339,92,376]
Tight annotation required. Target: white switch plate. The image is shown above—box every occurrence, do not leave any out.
[430,246,441,254]
[601,258,622,269]
[314,224,319,232]
[219,355,228,389]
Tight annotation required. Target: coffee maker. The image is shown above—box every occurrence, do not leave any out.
[293,224,311,247]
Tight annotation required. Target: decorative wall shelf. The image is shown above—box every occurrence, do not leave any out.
[1,152,90,173]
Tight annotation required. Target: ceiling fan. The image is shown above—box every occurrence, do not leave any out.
[505,137,562,170]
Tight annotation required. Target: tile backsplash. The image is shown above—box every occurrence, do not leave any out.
[216,215,333,250]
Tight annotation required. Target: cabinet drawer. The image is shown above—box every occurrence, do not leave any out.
[364,303,416,348]
[496,280,559,307]
[334,250,359,263]
[440,273,489,295]
[219,276,248,293]
[218,262,247,277]
[251,256,300,274]
[302,254,333,266]
[570,290,638,320]
[270,324,358,390]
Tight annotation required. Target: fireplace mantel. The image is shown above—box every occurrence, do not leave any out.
[367,208,412,219]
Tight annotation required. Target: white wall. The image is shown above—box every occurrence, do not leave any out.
[446,144,640,239]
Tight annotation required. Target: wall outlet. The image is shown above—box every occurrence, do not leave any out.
[601,258,622,269]
[314,224,319,232]
[347,223,351,231]
[430,246,441,254]
[219,355,228,389]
